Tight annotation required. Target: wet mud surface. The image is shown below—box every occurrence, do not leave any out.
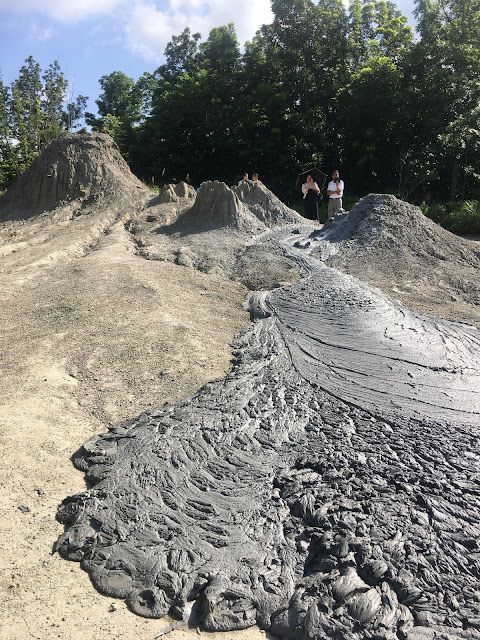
[55,231,480,640]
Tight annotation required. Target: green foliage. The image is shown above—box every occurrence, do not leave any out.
[338,55,404,193]
[0,57,87,188]
[421,200,480,234]
[42,61,68,143]
[111,0,476,204]
[4,0,480,212]
[405,0,480,200]
[157,27,201,82]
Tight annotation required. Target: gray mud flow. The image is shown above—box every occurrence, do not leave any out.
[56,226,480,639]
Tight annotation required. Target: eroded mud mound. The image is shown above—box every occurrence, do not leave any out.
[315,194,480,265]
[174,181,266,233]
[55,254,480,639]
[166,180,305,234]
[310,194,480,327]
[232,180,305,226]
[149,181,197,205]
[0,133,148,220]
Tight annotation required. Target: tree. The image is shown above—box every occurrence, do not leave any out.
[338,1,413,195]
[62,95,88,132]
[143,24,244,185]
[9,55,43,170]
[87,72,141,128]
[42,61,68,144]
[338,55,406,194]
[85,71,144,161]
[405,0,480,200]
[0,72,16,191]
[236,34,294,197]
[348,0,413,70]
[157,27,201,83]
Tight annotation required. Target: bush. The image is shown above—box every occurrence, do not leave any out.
[342,195,361,211]
[421,200,480,234]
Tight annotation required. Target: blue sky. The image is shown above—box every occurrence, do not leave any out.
[0,0,416,120]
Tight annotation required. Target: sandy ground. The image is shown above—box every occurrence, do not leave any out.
[0,212,277,640]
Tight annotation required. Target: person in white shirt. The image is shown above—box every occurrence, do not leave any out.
[327,170,344,218]
[238,173,249,186]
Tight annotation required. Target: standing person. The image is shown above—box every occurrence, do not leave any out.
[301,174,321,220]
[238,173,249,186]
[252,173,262,184]
[327,170,344,218]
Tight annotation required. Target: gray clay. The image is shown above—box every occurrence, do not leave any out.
[56,211,480,639]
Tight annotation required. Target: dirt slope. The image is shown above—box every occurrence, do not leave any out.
[0,135,275,640]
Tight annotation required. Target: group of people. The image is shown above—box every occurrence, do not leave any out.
[238,172,262,186]
[302,169,344,220]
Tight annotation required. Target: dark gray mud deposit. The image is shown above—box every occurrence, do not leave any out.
[56,229,480,639]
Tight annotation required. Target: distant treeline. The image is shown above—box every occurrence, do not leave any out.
[1,0,479,211]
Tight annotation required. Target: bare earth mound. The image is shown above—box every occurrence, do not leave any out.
[1,135,479,640]
[310,193,480,327]
[0,132,148,220]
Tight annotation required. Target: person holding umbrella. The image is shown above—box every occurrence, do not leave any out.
[296,167,326,221]
[301,174,322,220]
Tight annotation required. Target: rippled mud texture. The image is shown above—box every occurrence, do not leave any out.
[56,255,480,640]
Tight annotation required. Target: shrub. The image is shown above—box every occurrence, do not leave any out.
[421,200,480,235]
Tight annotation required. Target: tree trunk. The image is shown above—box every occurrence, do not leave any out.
[450,157,458,200]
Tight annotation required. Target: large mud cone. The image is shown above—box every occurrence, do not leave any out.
[318,193,480,265]
[183,181,266,232]
[232,180,305,226]
[0,132,149,221]
[310,193,480,327]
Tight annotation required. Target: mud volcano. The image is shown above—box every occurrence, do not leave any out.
[310,194,480,328]
[54,177,480,639]
[0,132,147,220]
[164,179,303,233]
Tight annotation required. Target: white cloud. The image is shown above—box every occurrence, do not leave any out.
[0,0,127,22]
[28,22,55,41]
[124,0,274,63]
[0,0,275,63]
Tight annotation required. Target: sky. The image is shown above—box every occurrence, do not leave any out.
[0,0,416,121]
